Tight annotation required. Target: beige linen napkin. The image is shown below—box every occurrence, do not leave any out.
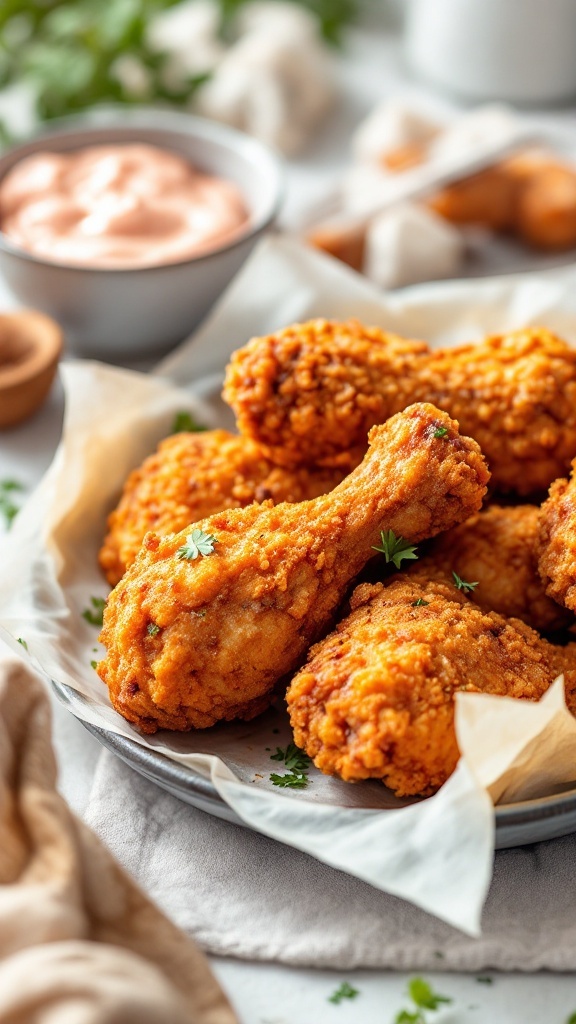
[0,656,237,1024]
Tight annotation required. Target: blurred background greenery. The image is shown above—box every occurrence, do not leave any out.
[0,0,361,133]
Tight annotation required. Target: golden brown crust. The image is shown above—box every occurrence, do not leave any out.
[537,459,576,612]
[428,166,518,231]
[516,166,576,251]
[222,319,430,469]
[224,322,576,495]
[287,575,576,798]
[98,403,489,733]
[423,504,572,632]
[99,429,346,586]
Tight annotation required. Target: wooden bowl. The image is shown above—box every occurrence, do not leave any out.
[0,310,63,429]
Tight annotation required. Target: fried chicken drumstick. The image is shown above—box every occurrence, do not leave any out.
[98,403,489,733]
[223,320,576,495]
[99,429,346,586]
[538,457,576,612]
[422,504,572,632]
[287,575,576,798]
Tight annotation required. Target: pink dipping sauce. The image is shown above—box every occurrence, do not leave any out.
[0,144,250,268]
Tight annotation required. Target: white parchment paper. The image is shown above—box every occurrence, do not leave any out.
[3,235,576,936]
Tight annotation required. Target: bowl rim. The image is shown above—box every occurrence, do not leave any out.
[0,106,285,274]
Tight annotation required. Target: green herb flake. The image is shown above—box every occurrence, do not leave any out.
[0,478,25,529]
[172,410,208,434]
[476,976,493,985]
[372,529,418,570]
[90,659,98,669]
[82,596,106,627]
[17,637,28,651]
[269,770,309,789]
[394,977,453,1024]
[408,977,452,1011]
[412,598,430,607]
[453,571,479,594]
[328,981,359,1005]
[270,742,311,772]
[433,426,449,438]
[147,622,161,636]
[177,529,217,560]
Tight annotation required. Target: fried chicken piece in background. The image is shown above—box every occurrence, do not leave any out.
[538,458,576,613]
[98,404,489,734]
[288,575,576,799]
[428,165,518,231]
[224,321,576,495]
[99,429,347,587]
[223,319,430,470]
[422,504,572,633]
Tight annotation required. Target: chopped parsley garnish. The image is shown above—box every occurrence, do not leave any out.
[0,479,24,529]
[269,770,310,789]
[147,622,161,636]
[269,742,312,789]
[372,530,418,569]
[476,977,493,985]
[17,637,28,650]
[453,571,479,594]
[90,659,98,669]
[328,982,359,1005]
[433,426,449,438]
[177,529,217,560]
[82,596,106,626]
[270,743,311,772]
[412,598,430,607]
[394,978,452,1024]
[172,411,207,434]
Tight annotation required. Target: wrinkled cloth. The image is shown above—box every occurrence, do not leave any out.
[86,748,576,972]
[0,656,237,1024]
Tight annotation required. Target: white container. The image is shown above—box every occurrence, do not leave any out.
[405,0,576,104]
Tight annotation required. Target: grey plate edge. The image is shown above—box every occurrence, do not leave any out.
[51,679,576,849]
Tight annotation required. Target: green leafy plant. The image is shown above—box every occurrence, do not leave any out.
[372,529,418,570]
[177,528,217,560]
[0,0,358,136]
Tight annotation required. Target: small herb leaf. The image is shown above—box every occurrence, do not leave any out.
[17,637,28,651]
[82,596,106,627]
[453,571,479,594]
[412,598,430,607]
[270,743,311,773]
[172,411,207,434]
[177,529,217,560]
[269,770,309,789]
[328,982,359,1005]
[147,622,161,636]
[408,977,452,1011]
[372,530,418,569]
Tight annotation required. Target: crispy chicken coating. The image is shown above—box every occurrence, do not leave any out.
[428,166,518,231]
[538,458,576,612]
[423,504,572,632]
[224,321,576,495]
[287,575,576,798]
[99,429,346,586]
[223,319,430,470]
[98,403,489,733]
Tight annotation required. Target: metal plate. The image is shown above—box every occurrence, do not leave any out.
[51,679,576,850]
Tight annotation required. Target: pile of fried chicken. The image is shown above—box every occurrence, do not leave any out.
[97,320,576,799]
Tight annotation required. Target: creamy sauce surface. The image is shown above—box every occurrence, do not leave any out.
[0,144,250,268]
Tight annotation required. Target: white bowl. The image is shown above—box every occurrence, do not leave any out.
[0,108,283,358]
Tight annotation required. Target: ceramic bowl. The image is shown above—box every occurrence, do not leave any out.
[0,108,283,359]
